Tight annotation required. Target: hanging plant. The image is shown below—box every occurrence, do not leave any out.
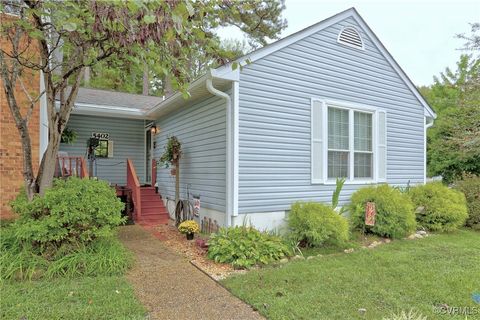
[160,136,182,168]
[60,127,77,144]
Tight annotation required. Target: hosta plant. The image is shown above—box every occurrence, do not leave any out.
[207,226,292,269]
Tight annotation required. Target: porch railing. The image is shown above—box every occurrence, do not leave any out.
[55,156,89,178]
[127,159,141,220]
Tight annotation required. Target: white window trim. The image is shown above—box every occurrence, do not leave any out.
[311,98,386,185]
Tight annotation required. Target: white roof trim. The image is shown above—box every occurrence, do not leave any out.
[216,7,436,119]
[74,102,145,114]
[352,11,436,119]
[145,69,238,118]
[56,101,147,119]
[145,74,207,118]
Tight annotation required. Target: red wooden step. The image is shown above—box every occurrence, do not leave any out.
[140,187,157,194]
[142,201,166,208]
[141,194,162,202]
[142,207,168,215]
[137,218,169,226]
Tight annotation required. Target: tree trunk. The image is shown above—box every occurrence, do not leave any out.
[35,70,82,196]
[142,64,149,95]
[84,67,90,87]
[164,76,173,97]
[36,125,62,196]
[0,58,37,201]
[18,120,37,201]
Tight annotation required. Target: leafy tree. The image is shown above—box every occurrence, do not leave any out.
[457,23,480,53]
[0,0,287,200]
[88,38,250,96]
[423,54,480,182]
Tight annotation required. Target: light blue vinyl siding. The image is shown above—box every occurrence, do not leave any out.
[237,17,425,214]
[155,94,227,212]
[59,114,146,185]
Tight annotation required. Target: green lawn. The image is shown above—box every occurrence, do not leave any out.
[223,230,480,320]
[1,276,145,320]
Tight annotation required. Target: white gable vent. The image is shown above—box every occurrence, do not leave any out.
[337,26,364,50]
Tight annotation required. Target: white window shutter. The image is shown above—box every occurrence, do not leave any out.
[377,111,387,181]
[107,140,114,158]
[311,100,326,183]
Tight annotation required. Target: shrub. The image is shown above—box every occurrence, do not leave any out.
[349,184,416,239]
[408,182,468,232]
[207,226,291,269]
[288,202,349,247]
[454,175,480,230]
[10,178,125,253]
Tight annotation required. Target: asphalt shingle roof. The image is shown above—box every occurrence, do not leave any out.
[60,87,164,110]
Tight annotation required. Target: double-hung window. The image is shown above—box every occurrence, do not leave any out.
[311,99,386,184]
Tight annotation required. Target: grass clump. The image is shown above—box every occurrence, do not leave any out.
[1,234,132,280]
[207,226,292,269]
[349,184,416,238]
[408,182,468,232]
[288,201,349,247]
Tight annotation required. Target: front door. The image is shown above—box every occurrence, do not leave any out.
[145,128,153,185]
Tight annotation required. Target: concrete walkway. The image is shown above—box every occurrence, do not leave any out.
[118,225,263,320]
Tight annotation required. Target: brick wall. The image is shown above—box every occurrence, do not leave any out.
[0,14,40,219]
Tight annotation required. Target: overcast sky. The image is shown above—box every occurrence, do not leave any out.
[218,0,480,86]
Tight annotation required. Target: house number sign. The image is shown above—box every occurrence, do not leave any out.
[92,132,109,139]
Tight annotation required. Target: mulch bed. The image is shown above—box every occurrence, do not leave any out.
[145,221,429,280]
[151,221,242,280]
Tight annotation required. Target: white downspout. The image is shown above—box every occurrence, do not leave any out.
[424,116,434,184]
[206,70,232,227]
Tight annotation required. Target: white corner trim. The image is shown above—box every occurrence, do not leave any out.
[232,81,239,217]
[424,116,434,184]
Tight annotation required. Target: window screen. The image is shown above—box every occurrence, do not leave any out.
[354,111,373,178]
[328,107,349,179]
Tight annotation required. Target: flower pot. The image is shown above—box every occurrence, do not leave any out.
[186,232,194,240]
[170,168,176,176]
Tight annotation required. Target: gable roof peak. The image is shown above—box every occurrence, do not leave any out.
[215,7,436,119]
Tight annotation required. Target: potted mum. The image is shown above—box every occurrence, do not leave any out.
[178,220,200,240]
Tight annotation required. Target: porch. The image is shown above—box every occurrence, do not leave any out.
[55,155,169,225]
